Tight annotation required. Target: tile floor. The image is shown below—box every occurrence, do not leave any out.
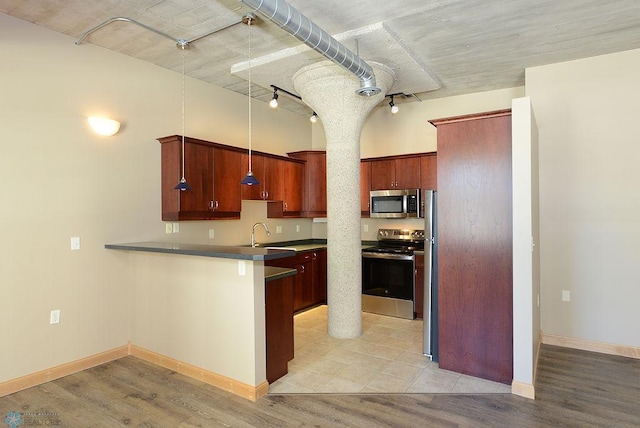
[268,305,512,394]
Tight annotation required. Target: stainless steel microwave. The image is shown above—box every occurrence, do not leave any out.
[370,189,422,218]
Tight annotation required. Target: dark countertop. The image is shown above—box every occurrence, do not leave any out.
[104,241,297,261]
[265,266,297,282]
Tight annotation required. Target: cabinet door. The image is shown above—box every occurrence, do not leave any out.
[360,161,371,216]
[306,153,327,215]
[263,156,283,201]
[213,148,243,213]
[181,142,214,213]
[312,249,327,304]
[395,157,421,189]
[283,160,304,213]
[420,154,437,191]
[370,159,396,190]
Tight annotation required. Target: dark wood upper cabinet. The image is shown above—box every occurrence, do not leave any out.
[288,151,327,217]
[159,135,241,221]
[430,109,513,384]
[370,156,421,190]
[282,159,304,215]
[360,160,372,216]
[420,153,437,191]
[213,147,243,213]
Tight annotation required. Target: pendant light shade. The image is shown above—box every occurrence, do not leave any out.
[174,177,192,190]
[241,14,260,186]
[240,170,259,185]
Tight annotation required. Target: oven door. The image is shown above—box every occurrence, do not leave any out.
[362,252,415,319]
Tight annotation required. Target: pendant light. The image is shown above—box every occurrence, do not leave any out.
[241,14,260,186]
[175,40,192,191]
[240,14,259,185]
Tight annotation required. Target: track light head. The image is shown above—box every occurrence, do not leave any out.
[310,112,318,123]
[269,88,279,108]
[389,96,399,114]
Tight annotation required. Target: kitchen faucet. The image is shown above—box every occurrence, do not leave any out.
[251,222,271,247]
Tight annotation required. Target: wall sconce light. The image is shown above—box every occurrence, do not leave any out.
[269,87,279,108]
[310,112,318,123]
[88,116,121,136]
[389,95,399,114]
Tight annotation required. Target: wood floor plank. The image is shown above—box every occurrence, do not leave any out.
[1,345,639,427]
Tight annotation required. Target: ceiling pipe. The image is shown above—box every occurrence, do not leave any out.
[239,0,381,96]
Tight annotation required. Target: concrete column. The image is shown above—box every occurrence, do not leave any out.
[293,61,394,338]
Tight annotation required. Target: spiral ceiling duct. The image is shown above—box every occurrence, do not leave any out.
[239,0,381,96]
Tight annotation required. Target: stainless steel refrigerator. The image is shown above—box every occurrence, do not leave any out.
[423,190,438,361]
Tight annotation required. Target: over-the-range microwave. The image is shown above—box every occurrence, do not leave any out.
[369,189,422,218]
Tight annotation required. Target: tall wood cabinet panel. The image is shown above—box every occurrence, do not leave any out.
[431,110,513,384]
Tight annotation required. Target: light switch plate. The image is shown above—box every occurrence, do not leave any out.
[238,261,246,276]
[165,223,173,234]
[50,310,60,324]
[70,237,80,250]
[562,290,571,302]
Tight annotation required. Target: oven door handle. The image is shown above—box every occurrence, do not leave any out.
[362,252,415,261]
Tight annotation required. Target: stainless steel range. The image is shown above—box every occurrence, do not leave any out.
[362,228,425,320]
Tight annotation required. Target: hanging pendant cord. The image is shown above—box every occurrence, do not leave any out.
[247,18,253,173]
[181,45,186,180]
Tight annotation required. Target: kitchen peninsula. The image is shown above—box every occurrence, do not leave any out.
[104,241,298,401]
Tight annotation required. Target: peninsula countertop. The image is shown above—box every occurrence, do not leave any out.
[104,241,298,261]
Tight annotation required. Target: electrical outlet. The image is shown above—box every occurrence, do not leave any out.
[209,229,215,239]
[165,223,173,234]
[238,261,246,276]
[70,237,80,251]
[562,290,571,302]
[364,224,369,232]
[276,225,283,234]
[50,310,60,324]
[172,222,180,233]
[296,224,300,232]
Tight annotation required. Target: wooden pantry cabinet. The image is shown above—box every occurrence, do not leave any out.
[159,135,243,221]
[430,109,513,384]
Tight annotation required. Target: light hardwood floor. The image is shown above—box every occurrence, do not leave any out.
[1,344,639,427]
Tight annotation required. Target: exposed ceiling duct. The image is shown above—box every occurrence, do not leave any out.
[239,0,381,96]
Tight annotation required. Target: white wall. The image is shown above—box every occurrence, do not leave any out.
[527,48,640,348]
[0,13,310,383]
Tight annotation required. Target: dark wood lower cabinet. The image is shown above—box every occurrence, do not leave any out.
[265,273,294,383]
[430,110,513,384]
[266,248,327,313]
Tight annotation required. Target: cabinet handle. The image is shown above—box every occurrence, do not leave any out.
[265,190,269,199]
[300,265,305,273]
[284,202,288,210]
[209,201,214,210]
[214,200,219,210]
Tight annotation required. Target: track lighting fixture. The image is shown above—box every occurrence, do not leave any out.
[310,112,318,123]
[389,95,399,114]
[269,88,279,108]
